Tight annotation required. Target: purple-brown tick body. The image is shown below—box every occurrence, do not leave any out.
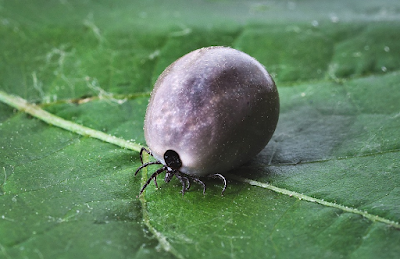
[135,46,279,195]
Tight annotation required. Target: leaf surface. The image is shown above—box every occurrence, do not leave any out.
[1,1,400,258]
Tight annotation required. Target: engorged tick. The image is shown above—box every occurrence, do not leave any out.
[135,46,279,195]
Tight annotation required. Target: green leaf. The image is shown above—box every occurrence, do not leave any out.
[1,1,400,259]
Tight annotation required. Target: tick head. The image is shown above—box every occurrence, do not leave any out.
[164,149,182,170]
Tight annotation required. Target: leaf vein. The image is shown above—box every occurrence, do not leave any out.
[226,173,400,229]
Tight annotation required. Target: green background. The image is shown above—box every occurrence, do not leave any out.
[1,0,400,258]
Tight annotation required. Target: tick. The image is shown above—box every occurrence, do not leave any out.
[135,46,279,195]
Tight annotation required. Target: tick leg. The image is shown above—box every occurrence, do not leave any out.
[175,175,188,195]
[175,172,191,192]
[139,167,166,195]
[135,161,161,176]
[139,147,152,164]
[209,173,227,195]
[192,177,206,195]
[164,172,174,183]
[185,177,190,190]
[153,176,159,189]
[180,175,191,191]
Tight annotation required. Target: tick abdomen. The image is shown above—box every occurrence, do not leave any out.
[144,47,279,177]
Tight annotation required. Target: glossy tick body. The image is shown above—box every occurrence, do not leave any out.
[135,46,279,195]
